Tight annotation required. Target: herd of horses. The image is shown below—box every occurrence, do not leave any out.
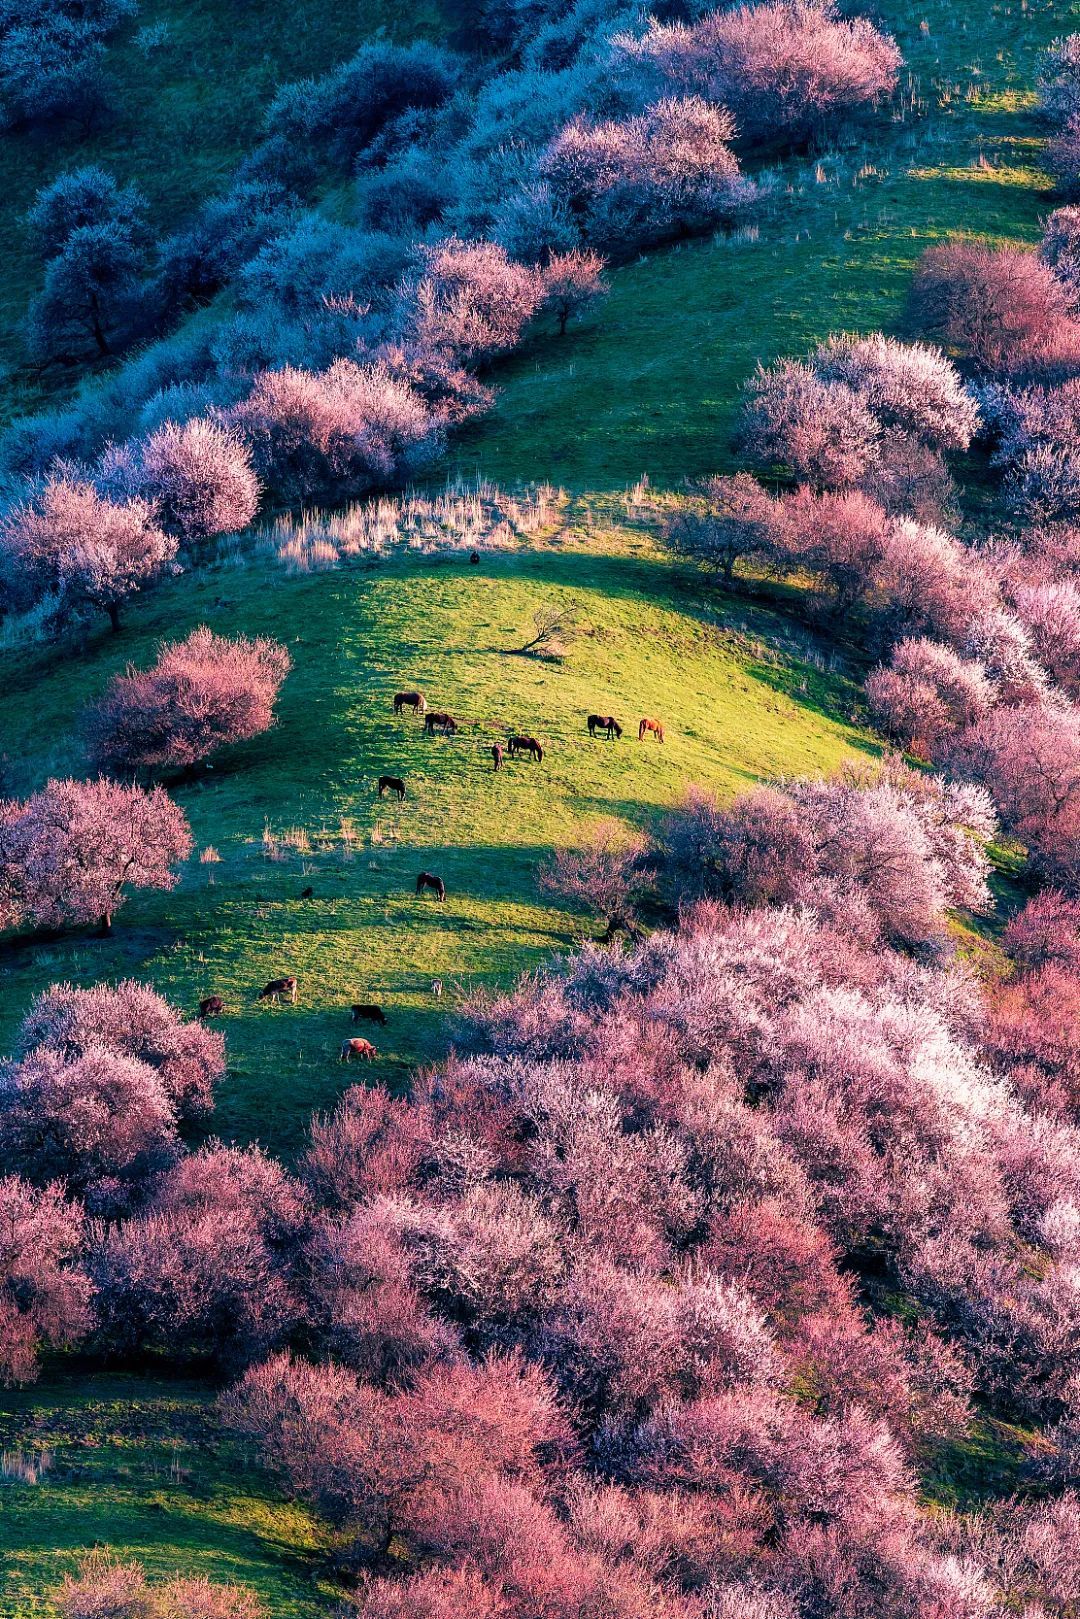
[196,688,668,1061]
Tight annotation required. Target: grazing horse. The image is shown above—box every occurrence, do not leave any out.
[300,885,314,898]
[416,872,446,901]
[431,979,444,999]
[258,975,298,1005]
[469,550,480,565]
[352,1003,388,1026]
[394,691,426,715]
[340,1038,377,1062]
[588,714,622,739]
[424,711,458,735]
[198,995,224,1019]
[492,742,504,772]
[378,775,406,800]
[508,735,543,762]
[638,717,665,743]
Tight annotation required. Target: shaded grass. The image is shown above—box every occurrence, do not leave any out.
[0,1371,336,1616]
[0,513,872,1154]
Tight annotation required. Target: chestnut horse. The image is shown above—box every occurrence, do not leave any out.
[492,742,504,771]
[394,691,426,714]
[508,735,543,761]
[588,714,622,739]
[340,1038,377,1062]
[258,975,297,1005]
[416,872,446,900]
[378,775,406,799]
[424,712,457,735]
[198,995,224,1018]
[638,717,665,743]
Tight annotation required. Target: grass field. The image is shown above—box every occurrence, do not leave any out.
[0,505,871,1154]
[0,1372,336,1616]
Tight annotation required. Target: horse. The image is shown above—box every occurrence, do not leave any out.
[508,735,543,762]
[258,975,298,1005]
[424,711,457,735]
[300,885,314,898]
[431,979,444,999]
[352,1003,388,1026]
[588,714,622,739]
[416,872,446,901]
[394,691,426,715]
[198,995,224,1018]
[378,775,406,800]
[469,550,480,565]
[340,1038,377,1062]
[638,717,665,743]
[492,743,504,772]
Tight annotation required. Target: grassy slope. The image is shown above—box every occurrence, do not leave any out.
[0,0,446,424]
[0,1373,335,1617]
[449,0,1068,490]
[0,510,869,1154]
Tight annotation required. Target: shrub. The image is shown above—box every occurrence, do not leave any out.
[738,360,879,488]
[542,98,755,254]
[57,1551,263,1619]
[614,0,901,146]
[229,360,440,504]
[908,240,1080,375]
[16,978,225,1120]
[402,236,543,365]
[0,1044,179,1213]
[0,776,191,936]
[0,1174,92,1384]
[0,474,176,629]
[137,418,260,547]
[664,472,783,584]
[866,639,995,755]
[1041,205,1080,305]
[540,819,652,936]
[86,626,290,777]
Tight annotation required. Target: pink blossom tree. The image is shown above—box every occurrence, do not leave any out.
[866,638,995,755]
[909,241,1080,375]
[738,360,879,489]
[86,626,291,778]
[0,777,190,936]
[17,978,224,1120]
[138,417,261,551]
[0,475,176,631]
[57,1552,263,1619]
[402,237,543,363]
[0,1174,93,1384]
[664,471,784,585]
[229,360,440,505]
[538,249,607,337]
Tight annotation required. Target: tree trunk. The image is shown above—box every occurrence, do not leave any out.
[90,292,110,357]
[558,307,569,336]
[98,912,113,937]
[106,601,121,632]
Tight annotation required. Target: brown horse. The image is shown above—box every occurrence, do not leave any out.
[424,711,458,735]
[638,717,665,743]
[340,1038,377,1062]
[416,871,446,900]
[508,735,543,761]
[258,975,298,1005]
[588,714,622,739]
[198,995,224,1018]
[394,691,426,715]
[469,550,480,565]
[352,1003,388,1026]
[492,742,504,771]
[378,775,406,800]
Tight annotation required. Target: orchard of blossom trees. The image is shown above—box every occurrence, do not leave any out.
[10,760,1080,1614]
[0,0,903,635]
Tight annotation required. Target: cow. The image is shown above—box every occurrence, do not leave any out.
[340,1038,377,1062]
[352,1003,388,1026]
[258,975,298,1005]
